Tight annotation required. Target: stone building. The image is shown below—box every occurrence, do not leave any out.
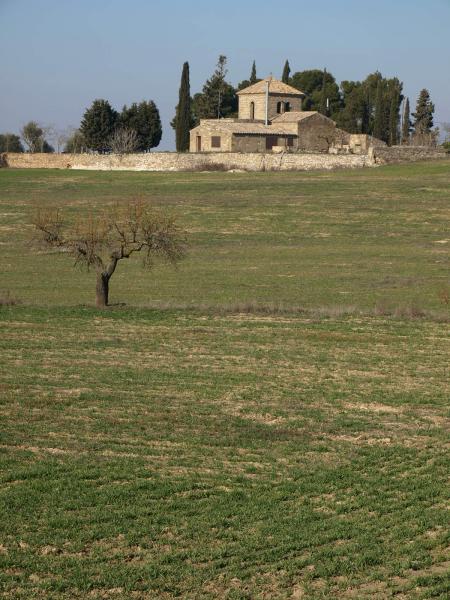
[236,77,305,121]
[189,76,384,154]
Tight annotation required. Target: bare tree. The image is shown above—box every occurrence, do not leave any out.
[441,122,450,142]
[34,200,187,307]
[109,127,139,154]
[64,129,87,153]
[53,127,72,153]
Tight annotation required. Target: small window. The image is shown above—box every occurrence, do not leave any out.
[285,102,291,113]
[287,136,294,147]
[276,101,282,114]
[250,101,255,120]
[211,136,221,148]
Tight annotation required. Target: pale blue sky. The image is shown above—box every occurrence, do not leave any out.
[1,0,449,149]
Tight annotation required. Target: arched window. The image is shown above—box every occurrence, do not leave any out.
[277,101,282,114]
[285,102,291,113]
[250,101,255,120]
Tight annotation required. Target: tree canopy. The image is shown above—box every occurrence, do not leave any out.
[0,133,24,153]
[120,101,162,151]
[290,69,341,117]
[191,56,238,124]
[281,60,291,84]
[21,122,54,153]
[412,89,434,134]
[34,200,186,307]
[174,62,192,151]
[80,100,118,153]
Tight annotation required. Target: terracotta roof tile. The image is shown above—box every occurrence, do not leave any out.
[237,77,305,97]
[194,119,298,136]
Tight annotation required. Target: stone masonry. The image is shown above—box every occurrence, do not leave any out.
[2,151,372,171]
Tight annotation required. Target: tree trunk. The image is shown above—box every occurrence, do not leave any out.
[96,273,110,308]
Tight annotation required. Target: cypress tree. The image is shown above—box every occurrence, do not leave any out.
[388,88,400,146]
[281,60,291,84]
[250,60,257,84]
[175,62,191,152]
[319,69,328,115]
[412,89,434,134]
[373,81,385,140]
[401,98,411,144]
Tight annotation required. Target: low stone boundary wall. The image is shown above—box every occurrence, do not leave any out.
[2,148,446,172]
[1,151,370,172]
[373,145,447,164]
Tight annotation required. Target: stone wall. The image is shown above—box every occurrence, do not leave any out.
[3,148,447,172]
[239,94,303,121]
[373,145,447,164]
[297,115,336,152]
[189,124,234,152]
[2,151,371,172]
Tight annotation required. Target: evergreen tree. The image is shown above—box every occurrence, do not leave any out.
[373,81,385,141]
[389,90,399,145]
[120,101,162,151]
[291,69,341,116]
[401,98,411,144]
[191,56,237,124]
[250,60,257,84]
[175,62,191,152]
[281,60,291,84]
[319,69,328,115]
[0,133,24,152]
[412,89,434,134]
[335,82,365,133]
[80,99,118,153]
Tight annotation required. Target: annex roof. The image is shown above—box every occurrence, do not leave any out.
[194,119,298,136]
[237,77,305,97]
[271,111,337,125]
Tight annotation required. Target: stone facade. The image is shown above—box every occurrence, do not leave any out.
[189,119,298,154]
[238,94,303,122]
[332,130,387,154]
[296,114,336,152]
[236,77,305,121]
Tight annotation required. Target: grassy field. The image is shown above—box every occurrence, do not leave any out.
[0,163,449,599]
[0,162,449,310]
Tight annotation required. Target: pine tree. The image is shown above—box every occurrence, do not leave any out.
[281,60,291,84]
[250,60,257,84]
[401,98,411,144]
[319,69,328,115]
[175,62,191,152]
[80,99,118,153]
[412,89,434,134]
[291,69,340,115]
[191,56,237,123]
